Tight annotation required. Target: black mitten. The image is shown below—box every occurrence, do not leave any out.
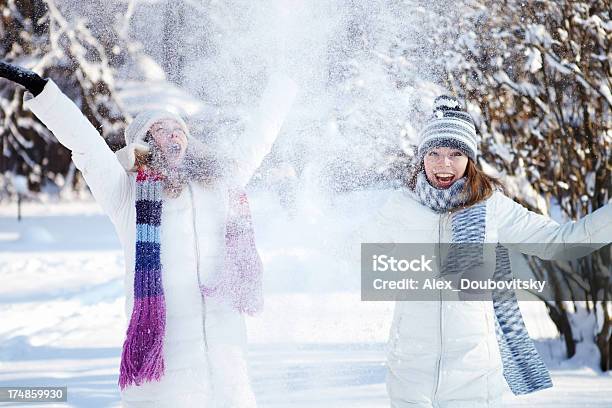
[0,61,48,96]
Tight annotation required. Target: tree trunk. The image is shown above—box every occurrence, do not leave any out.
[546,301,576,359]
[595,300,611,372]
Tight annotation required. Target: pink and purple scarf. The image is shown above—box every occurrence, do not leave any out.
[119,168,263,390]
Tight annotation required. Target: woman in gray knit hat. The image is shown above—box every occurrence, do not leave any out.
[0,61,298,408]
[353,95,611,407]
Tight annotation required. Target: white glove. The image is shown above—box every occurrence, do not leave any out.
[115,141,151,171]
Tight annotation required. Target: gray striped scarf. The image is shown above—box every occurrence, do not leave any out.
[414,171,468,213]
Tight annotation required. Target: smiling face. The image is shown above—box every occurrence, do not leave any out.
[423,146,469,189]
[148,119,188,168]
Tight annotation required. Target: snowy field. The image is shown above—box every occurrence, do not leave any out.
[1,194,611,408]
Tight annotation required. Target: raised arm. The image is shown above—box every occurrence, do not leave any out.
[222,72,298,188]
[0,62,133,223]
[495,191,611,260]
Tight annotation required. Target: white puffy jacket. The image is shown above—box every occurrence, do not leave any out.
[357,188,611,408]
[24,78,296,408]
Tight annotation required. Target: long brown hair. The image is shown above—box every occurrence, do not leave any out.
[406,156,504,209]
[462,159,505,207]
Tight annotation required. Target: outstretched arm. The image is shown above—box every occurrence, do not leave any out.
[223,72,299,188]
[1,62,133,224]
[495,191,611,260]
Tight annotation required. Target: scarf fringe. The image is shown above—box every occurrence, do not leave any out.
[119,296,166,389]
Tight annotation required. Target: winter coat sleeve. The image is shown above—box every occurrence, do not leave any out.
[221,72,298,188]
[494,191,612,260]
[23,79,133,224]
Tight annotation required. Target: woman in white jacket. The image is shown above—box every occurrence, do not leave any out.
[357,96,611,407]
[0,61,297,407]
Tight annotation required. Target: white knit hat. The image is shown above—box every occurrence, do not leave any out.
[115,110,190,171]
[417,95,478,161]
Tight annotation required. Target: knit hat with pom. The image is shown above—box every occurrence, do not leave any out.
[115,110,190,171]
[417,95,478,161]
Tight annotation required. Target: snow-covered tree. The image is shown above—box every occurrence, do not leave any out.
[0,0,127,197]
[443,0,611,370]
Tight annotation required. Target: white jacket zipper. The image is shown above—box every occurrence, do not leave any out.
[187,183,208,351]
[432,212,445,402]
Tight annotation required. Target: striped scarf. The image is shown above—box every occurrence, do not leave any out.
[413,172,553,395]
[119,168,263,390]
[201,188,264,315]
[119,168,165,390]
[414,171,468,213]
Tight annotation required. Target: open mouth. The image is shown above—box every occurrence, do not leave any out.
[167,142,182,155]
[434,173,456,187]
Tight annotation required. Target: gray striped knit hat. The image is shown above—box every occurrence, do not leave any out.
[417,95,478,161]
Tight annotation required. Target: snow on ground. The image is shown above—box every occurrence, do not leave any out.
[0,192,611,407]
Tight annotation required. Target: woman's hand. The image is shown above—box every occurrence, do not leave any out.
[0,61,48,96]
[116,141,152,171]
